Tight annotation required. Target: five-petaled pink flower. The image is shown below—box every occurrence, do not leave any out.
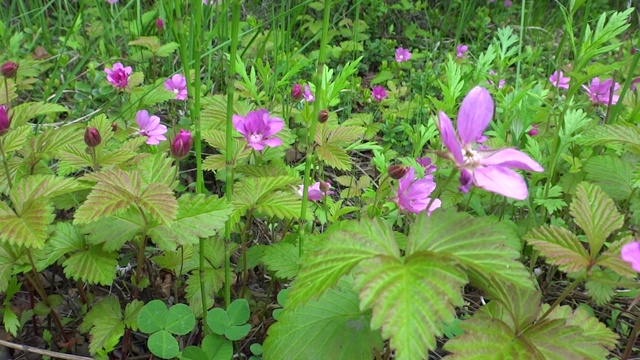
[436,86,544,200]
[105,63,132,88]
[372,86,387,101]
[165,74,188,101]
[298,181,334,201]
[621,241,640,272]
[233,109,284,151]
[395,47,411,63]
[396,167,441,214]
[456,45,469,58]
[136,110,168,145]
[582,77,620,105]
[303,85,315,102]
[549,70,570,89]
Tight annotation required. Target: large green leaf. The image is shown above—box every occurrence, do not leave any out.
[8,101,68,127]
[138,152,177,189]
[0,199,54,249]
[524,225,590,274]
[262,242,300,279]
[37,222,85,271]
[583,156,634,201]
[255,191,306,220]
[316,143,351,170]
[407,209,533,289]
[74,168,141,224]
[82,296,125,355]
[595,235,637,278]
[264,277,382,360]
[569,182,623,257]
[63,246,118,285]
[137,183,177,225]
[0,244,18,293]
[10,175,84,214]
[185,268,226,317]
[83,208,145,252]
[355,253,466,360]
[0,125,31,153]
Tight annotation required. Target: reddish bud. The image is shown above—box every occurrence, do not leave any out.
[111,122,118,132]
[84,127,102,147]
[527,124,539,137]
[319,180,331,192]
[388,165,409,180]
[291,84,302,101]
[171,129,193,160]
[156,18,164,30]
[318,109,329,123]
[0,62,18,79]
[0,105,10,136]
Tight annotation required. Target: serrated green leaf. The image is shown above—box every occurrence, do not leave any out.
[83,297,124,355]
[524,225,590,274]
[156,42,179,57]
[138,300,168,333]
[83,208,145,252]
[407,209,533,289]
[124,300,144,331]
[585,268,619,305]
[165,304,195,335]
[186,268,226,317]
[0,245,17,293]
[569,182,623,257]
[355,253,466,360]
[74,168,141,224]
[63,246,118,285]
[316,143,351,170]
[0,199,54,249]
[3,306,19,337]
[0,125,31,153]
[37,222,85,271]
[138,152,177,189]
[10,175,84,214]
[148,330,179,359]
[9,101,68,127]
[264,277,382,360]
[578,124,640,153]
[57,144,93,175]
[595,235,637,278]
[262,242,300,279]
[255,191,306,220]
[137,183,177,225]
[583,156,634,200]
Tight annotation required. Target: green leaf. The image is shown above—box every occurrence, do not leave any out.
[407,209,533,289]
[0,125,31,153]
[37,222,85,270]
[595,235,637,278]
[124,300,144,331]
[63,246,118,285]
[10,175,84,214]
[316,143,351,170]
[74,168,141,224]
[156,42,179,57]
[165,304,195,335]
[583,156,634,200]
[585,268,619,305]
[137,183,178,225]
[83,208,145,252]
[84,297,124,355]
[138,152,177,189]
[355,253,466,360]
[524,225,590,274]
[8,101,68,127]
[0,245,17,293]
[138,300,168,333]
[569,182,623,257]
[0,199,54,249]
[262,242,300,279]
[255,191,305,220]
[264,277,382,360]
[148,330,179,359]
[227,299,250,326]
[184,334,233,360]
[578,124,640,153]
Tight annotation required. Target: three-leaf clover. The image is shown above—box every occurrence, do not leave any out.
[137,300,196,359]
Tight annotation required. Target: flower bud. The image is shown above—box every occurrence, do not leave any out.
[171,129,193,160]
[111,122,118,132]
[318,109,329,123]
[0,61,18,79]
[291,84,302,101]
[319,180,331,192]
[388,165,409,180]
[0,105,10,136]
[527,124,539,137]
[156,18,164,30]
[84,127,102,147]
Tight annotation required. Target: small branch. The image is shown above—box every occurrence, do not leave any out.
[0,339,92,360]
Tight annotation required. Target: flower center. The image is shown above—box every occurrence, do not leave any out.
[248,133,262,144]
[462,147,481,168]
[173,88,180,94]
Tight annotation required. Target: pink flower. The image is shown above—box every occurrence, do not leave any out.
[136,110,168,145]
[303,85,315,102]
[504,0,513,7]
[156,18,164,30]
[395,47,411,63]
[298,181,334,201]
[104,63,132,88]
[417,157,437,174]
[372,86,387,101]
[456,45,468,58]
[582,77,620,105]
[396,167,441,214]
[527,124,540,137]
[165,74,188,101]
[107,0,118,3]
[487,70,505,89]
[621,241,640,272]
[549,70,570,89]
[170,129,193,160]
[232,109,284,151]
[630,77,640,91]
[0,105,11,136]
[435,86,544,200]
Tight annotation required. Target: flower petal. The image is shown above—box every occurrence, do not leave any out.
[263,138,282,148]
[136,110,150,129]
[473,166,530,200]
[232,115,246,135]
[479,148,544,172]
[437,111,463,164]
[457,86,494,146]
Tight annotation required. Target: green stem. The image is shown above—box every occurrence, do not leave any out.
[239,209,254,299]
[426,168,458,212]
[621,307,640,360]
[537,277,584,323]
[0,140,12,191]
[90,147,99,172]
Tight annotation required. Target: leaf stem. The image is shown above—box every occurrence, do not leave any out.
[537,277,584,323]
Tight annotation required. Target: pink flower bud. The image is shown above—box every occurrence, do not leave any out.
[1,62,19,79]
[291,84,302,101]
[84,127,102,147]
[388,165,409,180]
[156,18,164,30]
[0,105,10,136]
[171,129,193,160]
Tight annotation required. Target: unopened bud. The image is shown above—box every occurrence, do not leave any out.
[0,105,10,136]
[0,62,18,79]
[111,122,118,132]
[291,84,302,101]
[170,129,193,160]
[84,127,102,147]
[318,109,329,123]
[156,18,164,30]
[388,165,409,180]
[319,180,331,192]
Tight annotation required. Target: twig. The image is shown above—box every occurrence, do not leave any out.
[0,339,93,360]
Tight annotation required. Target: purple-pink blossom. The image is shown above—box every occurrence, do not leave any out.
[107,0,118,3]
[435,86,544,200]
[372,86,387,101]
[232,109,284,151]
[621,241,640,272]
[630,77,640,91]
[396,167,441,214]
[298,181,334,201]
[504,0,513,7]
[527,124,540,137]
[487,70,505,89]
[303,85,315,102]
[136,110,168,145]
[395,47,411,63]
[104,63,132,88]
[582,77,620,105]
[549,70,570,89]
[165,74,188,101]
[456,45,468,58]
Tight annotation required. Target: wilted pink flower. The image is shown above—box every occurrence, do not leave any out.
[0,105,10,136]
[487,70,505,89]
[456,45,468,58]
[396,167,441,214]
[372,86,387,101]
[621,241,640,272]
[435,86,544,200]
[291,84,303,100]
[582,77,620,105]
[104,63,132,88]
[136,110,168,145]
[298,181,334,201]
[549,70,570,89]
[303,85,315,102]
[165,74,188,101]
[170,129,193,160]
[527,124,540,137]
[232,109,284,151]
[395,47,411,62]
